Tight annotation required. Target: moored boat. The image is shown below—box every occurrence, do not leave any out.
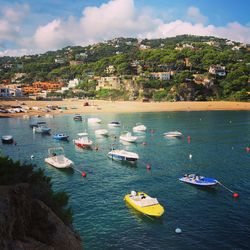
[44,147,73,169]
[73,136,93,148]
[179,174,218,186]
[53,133,69,140]
[124,191,164,217]
[33,125,51,134]
[95,129,108,137]
[1,135,14,144]
[73,114,82,121]
[164,131,183,138]
[133,123,147,132]
[108,121,121,127]
[119,131,138,143]
[88,117,102,124]
[108,149,139,162]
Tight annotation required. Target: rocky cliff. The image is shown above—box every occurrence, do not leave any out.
[0,183,82,250]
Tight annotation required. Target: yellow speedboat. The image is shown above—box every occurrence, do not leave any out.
[124,191,164,217]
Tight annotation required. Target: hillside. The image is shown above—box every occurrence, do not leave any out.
[0,35,249,101]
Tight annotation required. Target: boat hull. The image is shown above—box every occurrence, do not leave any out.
[45,156,73,169]
[1,136,13,144]
[124,192,164,217]
[179,177,218,186]
[108,153,138,162]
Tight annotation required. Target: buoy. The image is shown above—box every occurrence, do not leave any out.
[142,141,147,145]
[30,155,34,159]
[232,193,239,199]
[81,171,87,177]
[189,154,192,159]
[175,228,182,234]
[187,136,191,144]
[246,147,250,152]
[146,164,151,170]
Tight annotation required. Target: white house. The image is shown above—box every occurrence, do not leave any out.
[96,76,121,90]
[209,65,226,76]
[68,79,79,88]
[150,72,171,80]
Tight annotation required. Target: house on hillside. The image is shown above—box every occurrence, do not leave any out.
[68,79,79,89]
[96,76,121,90]
[106,65,115,74]
[193,74,214,88]
[150,72,171,81]
[209,65,226,77]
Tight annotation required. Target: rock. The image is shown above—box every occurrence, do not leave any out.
[0,184,82,250]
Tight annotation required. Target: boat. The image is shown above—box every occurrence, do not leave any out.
[73,136,93,148]
[108,121,121,127]
[133,123,147,132]
[53,133,69,140]
[33,124,51,134]
[88,117,102,124]
[124,191,164,217]
[44,147,73,169]
[164,131,183,138]
[73,114,82,121]
[1,135,14,144]
[179,174,218,186]
[78,131,88,136]
[108,149,139,162]
[95,129,108,137]
[29,120,46,128]
[119,131,138,143]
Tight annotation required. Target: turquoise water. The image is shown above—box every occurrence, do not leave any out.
[1,111,250,250]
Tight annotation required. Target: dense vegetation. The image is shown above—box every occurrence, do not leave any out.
[0,155,72,225]
[1,35,249,101]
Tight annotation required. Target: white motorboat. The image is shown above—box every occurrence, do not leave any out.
[119,131,138,143]
[164,131,183,138]
[108,149,139,162]
[108,121,121,127]
[73,136,93,148]
[133,123,147,132]
[179,174,218,186]
[95,129,108,137]
[33,125,51,134]
[88,117,102,124]
[44,147,73,169]
[1,135,14,144]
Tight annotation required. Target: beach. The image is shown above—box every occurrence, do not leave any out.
[0,99,250,118]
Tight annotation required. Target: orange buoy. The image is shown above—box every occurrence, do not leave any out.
[81,171,87,177]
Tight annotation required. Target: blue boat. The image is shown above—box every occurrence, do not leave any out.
[53,133,69,140]
[108,149,139,162]
[179,174,218,186]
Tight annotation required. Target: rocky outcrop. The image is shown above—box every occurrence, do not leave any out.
[0,184,82,250]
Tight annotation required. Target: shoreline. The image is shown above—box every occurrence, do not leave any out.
[0,100,250,118]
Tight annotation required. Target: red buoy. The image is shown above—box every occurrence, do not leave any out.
[232,193,239,199]
[246,147,250,152]
[81,171,87,177]
[187,136,191,143]
[146,164,151,170]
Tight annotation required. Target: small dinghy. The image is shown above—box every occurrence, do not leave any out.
[124,191,164,217]
[133,123,147,132]
[45,147,73,169]
[164,131,183,138]
[88,117,102,124]
[73,114,82,121]
[108,149,139,162]
[119,131,138,143]
[1,135,14,144]
[179,174,218,186]
[33,125,51,134]
[73,136,93,148]
[53,133,69,140]
[108,121,121,127]
[95,129,108,137]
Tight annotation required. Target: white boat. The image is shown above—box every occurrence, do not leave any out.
[108,121,121,127]
[1,135,14,144]
[95,129,108,137]
[44,147,73,169]
[77,132,88,136]
[73,136,93,148]
[164,131,183,138]
[119,131,138,143]
[133,123,147,132]
[33,125,51,134]
[88,117,102,124]
[108,149,139,162]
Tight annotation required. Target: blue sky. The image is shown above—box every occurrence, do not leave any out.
[0,0,249,56]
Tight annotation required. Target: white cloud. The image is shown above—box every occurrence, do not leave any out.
[187,6,208,24]
[1,0,250,57]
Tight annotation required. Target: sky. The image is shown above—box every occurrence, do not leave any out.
[0,0,250,57]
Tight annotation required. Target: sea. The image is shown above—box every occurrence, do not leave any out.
[0,111,250,250]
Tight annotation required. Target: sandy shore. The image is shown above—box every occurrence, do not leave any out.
[0,99,250,118]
